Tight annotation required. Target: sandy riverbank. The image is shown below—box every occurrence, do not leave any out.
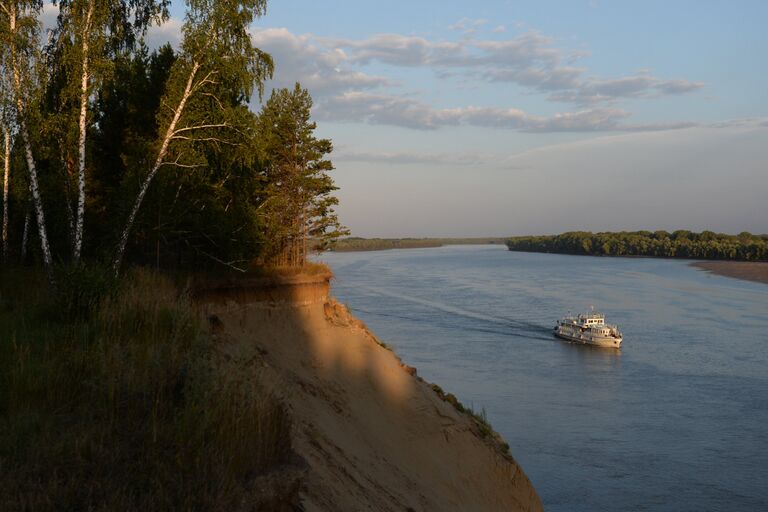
[690,261,768,285]
[195,274,543,511]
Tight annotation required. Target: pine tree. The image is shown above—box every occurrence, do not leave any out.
[257,83,348,266]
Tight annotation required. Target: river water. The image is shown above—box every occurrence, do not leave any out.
[319,245,768,512]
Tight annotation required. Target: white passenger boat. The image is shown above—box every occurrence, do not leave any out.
[554,309,623,348]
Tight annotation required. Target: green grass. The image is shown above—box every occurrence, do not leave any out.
[0,267,291,511]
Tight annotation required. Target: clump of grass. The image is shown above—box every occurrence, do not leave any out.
[0,267,292,511]
[428,382,510,456]
[467,406,494,439]
[429,384,464,412]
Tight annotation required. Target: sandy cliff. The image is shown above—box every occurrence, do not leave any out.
[195,274,543,512]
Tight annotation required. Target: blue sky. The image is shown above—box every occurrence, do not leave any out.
[160,1,767,236]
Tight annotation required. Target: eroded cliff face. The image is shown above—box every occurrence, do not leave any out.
[196,274,543,512]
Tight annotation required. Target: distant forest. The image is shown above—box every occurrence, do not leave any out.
[506,231,768,261]
[332,237,505,252]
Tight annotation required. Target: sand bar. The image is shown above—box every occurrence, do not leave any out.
[691,261,768,285]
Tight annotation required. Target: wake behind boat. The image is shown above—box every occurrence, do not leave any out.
[554,309,623,348]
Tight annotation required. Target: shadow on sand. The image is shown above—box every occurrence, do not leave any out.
[191,273,544,512]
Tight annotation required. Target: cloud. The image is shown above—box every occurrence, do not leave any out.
[145,17,183,49]
[252,28,391,100]
[335,117,765,172]
[315,92,448,130]
[244,26,702,133]
[327,30,702,105]
[335,149,491,165]
[315,91,693,132]
[40,4,59,35]
[449,18,488,36]
[549,74,705,104]
[486,65,584,90]
[326,31,560,70]
[322,33,465,67]
[707,118,768,130]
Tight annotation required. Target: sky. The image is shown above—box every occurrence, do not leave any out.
[156,1,768,236]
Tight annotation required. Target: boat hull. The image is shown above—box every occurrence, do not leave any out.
[554,330,622,348]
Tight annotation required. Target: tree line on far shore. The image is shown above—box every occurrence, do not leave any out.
[1,0,347,286]
[331,237,506,252]
[506,231,768,261]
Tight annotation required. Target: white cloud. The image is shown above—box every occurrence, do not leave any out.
[335,149,492,166]
[145,17,183,49]
[315,91,693,133]
[252,28,391,100]
[548,74,705,105]
[242,26,704,133]
[326,30,702,105]
[322,33,464,67]
[40,4,59,35]
[448,18,488,36]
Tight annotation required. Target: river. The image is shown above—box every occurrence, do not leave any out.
[320,245,768,511]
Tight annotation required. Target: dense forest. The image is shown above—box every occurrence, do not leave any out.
[506,231,768,261]
[0,0,346,286]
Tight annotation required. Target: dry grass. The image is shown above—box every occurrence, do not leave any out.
[246,260,332,277]
[0,267,292,511]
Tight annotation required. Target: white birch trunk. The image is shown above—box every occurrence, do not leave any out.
[61,153,75,244]
[19,124,54,282]
[73,0,94,264]
[2,126,9,259]
[21,206,29,260]
[112,61,200,275]
[9,5,55,284]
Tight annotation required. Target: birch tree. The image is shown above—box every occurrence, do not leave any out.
[1,36,12,260]
[1,124,10,261]
[111,0,272,274]
[0,0,55,283]
[52,0,168,263]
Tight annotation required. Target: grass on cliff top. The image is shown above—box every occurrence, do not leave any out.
[246,260,332,277]
[0,267,291,511]
[173,261,333,286]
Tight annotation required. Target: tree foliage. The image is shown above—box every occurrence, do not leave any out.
[506,231,768,261]
[47,0,170,262]
[0,0,347,278]
[256,83,348,266]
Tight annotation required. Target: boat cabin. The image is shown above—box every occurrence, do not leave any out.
[577,313,605,326]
